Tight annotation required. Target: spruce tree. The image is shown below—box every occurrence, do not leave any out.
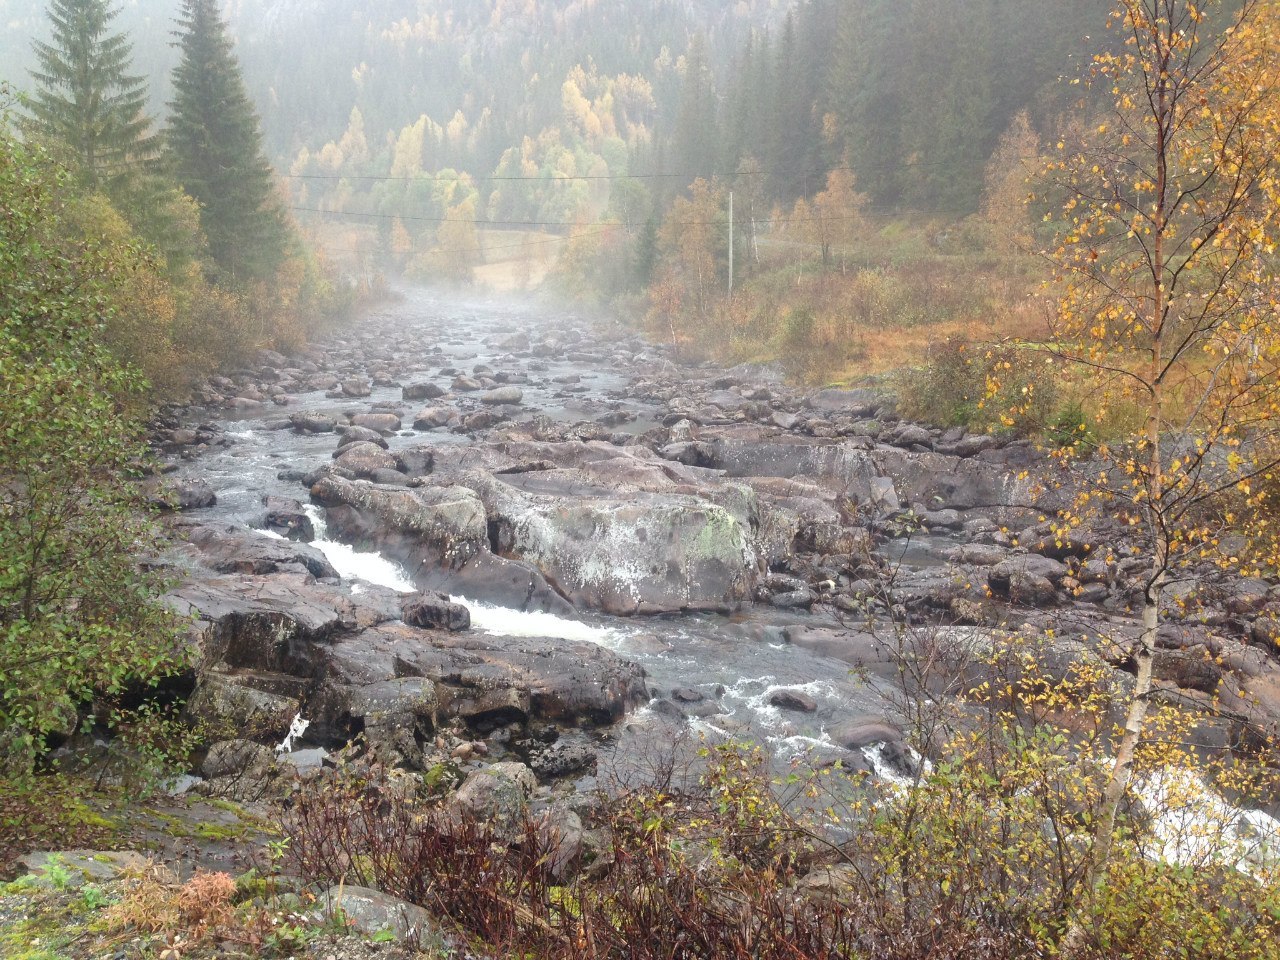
[27,0,155,188]
[167,0,286,284]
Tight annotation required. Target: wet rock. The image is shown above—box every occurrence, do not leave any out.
[333,441,404,478]
[311,475,488,561]
[321,621,647,728]
[350,413,402,434]
[177,522,339,580]
[451,470,757,615]
[260,495,315,541]
[452,375,483,392]
[785,627,899,679]
[768,689,818,713]
[403,381,446,401]
[528,740,597,778]
[671,687,706,703]
[413,406,454,429]
[401,591,471,632]
[291,413,336,433]
[770,588,814,609]
[341,378,371,398]
[150,477,217,511]
[481,386,524,405]
[336,425,388,448]
[829,718,905,751]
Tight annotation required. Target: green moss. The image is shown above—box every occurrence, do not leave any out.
[193,820,251,842]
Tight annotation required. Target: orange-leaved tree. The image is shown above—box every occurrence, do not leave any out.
[1031,0,1280,945]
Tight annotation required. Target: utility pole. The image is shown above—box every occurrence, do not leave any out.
[728,190,734,298]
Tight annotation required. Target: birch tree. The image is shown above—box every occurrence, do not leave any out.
[1031,0,1280,946]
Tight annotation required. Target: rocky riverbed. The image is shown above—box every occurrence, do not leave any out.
[146,288,1280,810]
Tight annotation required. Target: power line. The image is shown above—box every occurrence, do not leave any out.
[288,204,870,228]
[310,226,619,256]
[282,163,855,185]
[281,154,990,186]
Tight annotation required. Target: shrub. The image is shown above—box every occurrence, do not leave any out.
[0,127,183,774]
[897,338,1059,436]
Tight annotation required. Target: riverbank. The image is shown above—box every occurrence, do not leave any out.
[7,287,1280,958]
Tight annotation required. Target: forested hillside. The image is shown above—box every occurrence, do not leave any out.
[3,0,1106,221]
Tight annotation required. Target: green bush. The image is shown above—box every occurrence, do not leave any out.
[0,127,183,774]
[897,337,1059,436]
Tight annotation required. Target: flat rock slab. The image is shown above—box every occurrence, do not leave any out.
[18,850,150,889]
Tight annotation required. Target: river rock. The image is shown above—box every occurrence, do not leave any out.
[185,672,300,734]
[333,441,403,478]
[454,470,757,615]
[768,689,818,713]
[401,591,471,631]
[413,406,454,429]
[988,554,1069,592]
[260,495,315,541]
[310,677,439,766]
[480,386,524,405]
[176,521,338,580]
[403,381,446,401]
[350,413,402,434]
[290,412,336,433]
[311,475,487,561]
[336,424,388,448]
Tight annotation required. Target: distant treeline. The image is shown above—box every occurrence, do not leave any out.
[660,0,1111,215]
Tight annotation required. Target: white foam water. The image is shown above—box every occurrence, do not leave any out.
[457,597,623,645]
[257,512,418,593]
[315,539,418,593]
[1135,767,1280,876]
[266,509,625,645]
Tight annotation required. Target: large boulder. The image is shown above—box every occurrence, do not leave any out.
[320,621,647,728]
[459,470,758,615]
[176,522,338,580]
[311,475,488,562]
